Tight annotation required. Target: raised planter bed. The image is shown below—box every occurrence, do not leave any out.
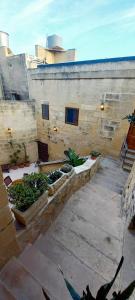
[61,167,75,179]
[12,190,48,226]
[48,173,67,196]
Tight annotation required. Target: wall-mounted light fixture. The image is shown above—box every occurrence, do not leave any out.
[100,101,104,111]
[7,127,13,136]
[53,126,58,132]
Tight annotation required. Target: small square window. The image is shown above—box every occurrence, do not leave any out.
[42,104,49,120]
[65,107,79,126]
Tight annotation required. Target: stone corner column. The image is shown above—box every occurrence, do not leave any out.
[0,167,20,269]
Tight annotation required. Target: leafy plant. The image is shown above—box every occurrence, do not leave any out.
[64,148,86,167]
[60,164,73,173]
[90,151,101,158]
[9,141,22,166]
[23,173,48,194]
[123,114,135,124]
[48,170,62,184]
[8,183,40,212]
[8,172,48,212]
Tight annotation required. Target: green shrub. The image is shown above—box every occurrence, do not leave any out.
[48,170,62,185]
[64,148,86,167]
[8,183,40,212]
[60,164,72,173]
[8,172,48,212]
[23,172,48,194]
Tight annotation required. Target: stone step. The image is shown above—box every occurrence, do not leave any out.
[123,164,132,172]
[90,177,123,194]
[19,244,70,300]
[125,153,135,160]
[123,159,134,166]
[34,234,106,296]
[0,280,16,299]
[0,257,45,300]
[35,225,118,282]
[127,148,135,154]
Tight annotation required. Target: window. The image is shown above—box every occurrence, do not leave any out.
[42,104,49,120]
[65,107,79,126]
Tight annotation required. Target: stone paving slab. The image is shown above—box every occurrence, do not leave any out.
[35,158,128,297]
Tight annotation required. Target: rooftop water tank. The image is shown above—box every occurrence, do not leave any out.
[47,35,63,49]
[0,31,9,48]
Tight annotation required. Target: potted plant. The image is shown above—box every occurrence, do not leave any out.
[60,164,74,178]
[48,170,66,196]
[9,173,48,225]
[90,150,101,160]
[64,148,86,167]
[123,113,135,124]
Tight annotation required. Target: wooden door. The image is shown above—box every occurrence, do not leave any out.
[127,123,135,150]
[37,141,49,162]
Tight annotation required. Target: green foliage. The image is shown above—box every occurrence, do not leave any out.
[123,114,135,124]
[8,183,40,212]
[9,141,22,166]
[23,173,48,194]
[64,148,86,167]
[90,151,101,158]
[48,170,62,184]
[8,173,48,212]
[10,149,21,165]
[60,164,73,173]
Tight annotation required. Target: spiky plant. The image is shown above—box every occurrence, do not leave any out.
[42,257,135,300]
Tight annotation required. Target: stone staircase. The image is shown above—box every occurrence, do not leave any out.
[0,158,130,299]
[122,148,135,172]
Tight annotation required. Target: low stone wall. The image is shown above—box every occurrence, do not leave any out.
[122,162,135,227]
[39,159,67,173]
[17,157,100,249]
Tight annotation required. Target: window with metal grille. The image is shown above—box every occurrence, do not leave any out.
[42,104,49,120]
[65,107,79,126]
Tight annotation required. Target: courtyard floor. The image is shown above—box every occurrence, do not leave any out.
[33,157,135,298]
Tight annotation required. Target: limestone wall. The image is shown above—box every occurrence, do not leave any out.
[122,162,135,225]
[0,101,38,164]
[35,45,76,64]
[0,53,29,100]
[0,167,20,268]
[28,59,135,160]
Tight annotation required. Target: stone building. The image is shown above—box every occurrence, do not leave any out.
[35,34,76,64]
[28,57,135,160]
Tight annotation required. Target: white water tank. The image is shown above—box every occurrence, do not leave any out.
[0,31,9,48]
[47,35,63,49]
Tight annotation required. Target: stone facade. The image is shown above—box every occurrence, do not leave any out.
[28,58,135,159]
[0,101,38,164]
[0,53,29,100]
[0,167,20,268]
[122,161,135,227]
[35,45,76,64]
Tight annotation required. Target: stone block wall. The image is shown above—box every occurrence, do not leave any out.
[28,60,135,159]
[122,162,135,227]
[0,167,20,269]
[0,101,38,164]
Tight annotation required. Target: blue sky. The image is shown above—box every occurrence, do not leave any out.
[0,0,135,60]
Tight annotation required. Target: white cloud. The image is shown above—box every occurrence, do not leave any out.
[11,0,54,24]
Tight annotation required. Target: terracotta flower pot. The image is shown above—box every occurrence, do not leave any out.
[91,156,97,160]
